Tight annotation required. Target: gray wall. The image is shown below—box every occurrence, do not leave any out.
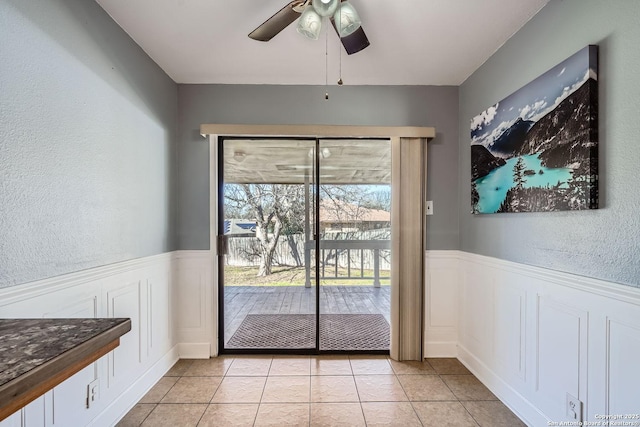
[459,0,640,287]
[176,85,459,251]
[0,0,177,288]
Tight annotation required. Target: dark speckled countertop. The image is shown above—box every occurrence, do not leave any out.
[0,318,131,420]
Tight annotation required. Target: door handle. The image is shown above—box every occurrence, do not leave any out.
[217,235,229,256]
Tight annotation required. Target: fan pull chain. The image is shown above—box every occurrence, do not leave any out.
[338,13,343,86]
[325,26,329,100]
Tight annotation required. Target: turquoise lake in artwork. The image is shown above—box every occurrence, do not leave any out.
[475,154,573,213]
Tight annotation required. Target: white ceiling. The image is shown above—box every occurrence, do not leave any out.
[95,0,549,86]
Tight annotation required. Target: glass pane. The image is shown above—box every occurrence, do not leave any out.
[318,139,391,351]
[221,138,317,350]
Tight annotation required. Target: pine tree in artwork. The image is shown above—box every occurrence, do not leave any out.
[563,162,590,210]
[513,156,526,190]
[471,180,480,214]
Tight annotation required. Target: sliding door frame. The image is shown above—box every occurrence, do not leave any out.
[206,125,435,358]
[217,136,319,355]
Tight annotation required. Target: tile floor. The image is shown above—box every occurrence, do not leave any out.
[117,356,526,427]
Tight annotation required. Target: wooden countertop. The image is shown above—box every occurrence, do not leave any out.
[0,318,131,421]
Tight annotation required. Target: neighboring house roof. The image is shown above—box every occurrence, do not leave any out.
[319,200,390,223]
[224,202,389,235]
[224,219,256,235]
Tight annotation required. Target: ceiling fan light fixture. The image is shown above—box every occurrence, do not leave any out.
[307,147,332,158]
[312,0,339,18]
[333,1,362,37]
[248,0,370,54]
[297,6,322,40]
[233,150,247,162]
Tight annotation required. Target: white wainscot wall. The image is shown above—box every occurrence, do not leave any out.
[424,251,460,357]
[0,253,178,427]
[5,249,636,426]
[453,251,640,426]
[174,250,215,359]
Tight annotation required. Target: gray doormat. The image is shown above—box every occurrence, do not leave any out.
[226,314,390,351]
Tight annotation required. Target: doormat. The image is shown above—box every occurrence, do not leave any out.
[226,314,390,351]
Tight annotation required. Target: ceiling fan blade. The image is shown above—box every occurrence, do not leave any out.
[249,1,304,42]
[330,20,370,55]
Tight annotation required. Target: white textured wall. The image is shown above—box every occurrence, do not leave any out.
[0,0,177,288]
[458,0,640,287]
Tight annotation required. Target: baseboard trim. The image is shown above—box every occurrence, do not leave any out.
[90,345,179,427]
[178,343,211,359]
[457,344,548,427]
[424,342,457,357]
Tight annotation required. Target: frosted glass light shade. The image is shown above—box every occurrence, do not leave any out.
[333,1,361,37]
[297,6,322,40]
[313,0,339,18]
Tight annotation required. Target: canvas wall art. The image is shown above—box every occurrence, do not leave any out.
[470,45,598,214]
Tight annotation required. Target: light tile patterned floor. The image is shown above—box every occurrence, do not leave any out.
[117,356,526,427]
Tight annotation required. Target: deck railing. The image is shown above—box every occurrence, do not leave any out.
[225,231,391,287]
[304,240,391,288]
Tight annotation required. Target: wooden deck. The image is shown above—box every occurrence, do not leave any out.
[223,285,390,348]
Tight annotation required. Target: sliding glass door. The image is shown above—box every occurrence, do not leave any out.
[218,137,391,353]
[219,138,317,352]
[317,139,391,351]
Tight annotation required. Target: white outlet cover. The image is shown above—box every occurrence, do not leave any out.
[87,379,100,408]
[566,393,582,422]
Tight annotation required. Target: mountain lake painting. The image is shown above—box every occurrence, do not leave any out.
[470,45,598,214]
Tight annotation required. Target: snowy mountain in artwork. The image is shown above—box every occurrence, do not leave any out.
[470,45,598,214]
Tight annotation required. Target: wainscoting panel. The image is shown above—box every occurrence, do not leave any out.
[0,253,178,427]
[52,365,96,427]
[424,251,459,356]
[456,251,640,426]
[460,257,494,360]
[22,396,47,427]
[534,295,587,421]
[174,250,214,358]
[176,268,203,330]
[106,280,143,388]
[493,272,526,384]
[148,274,172,359]
[43,296,98,318]
[607,319,640,415]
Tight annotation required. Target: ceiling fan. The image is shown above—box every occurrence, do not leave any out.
[248,0,370,55]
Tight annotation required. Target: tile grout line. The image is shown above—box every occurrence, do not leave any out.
[137,403,157,427]
[194,365,226,426]
[391,362,425,426]
[134,359,194,426]
[350,358,368,426]
[308,358,311,424]
[254,357,274,425]
[436,365,482,427]
[125,356,514,426]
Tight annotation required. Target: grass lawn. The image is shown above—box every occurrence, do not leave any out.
[223,265,390,287]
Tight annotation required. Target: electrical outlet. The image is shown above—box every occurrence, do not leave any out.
[566,393,582,422]
[87,379,99,409]
[426,201,434,216]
